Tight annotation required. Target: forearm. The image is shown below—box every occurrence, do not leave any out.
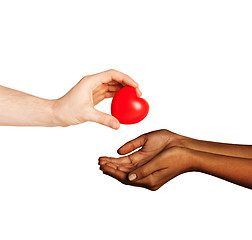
[0,85,57,127]
[176,134,252,159]
[191,149,252,189]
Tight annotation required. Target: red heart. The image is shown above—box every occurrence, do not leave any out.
[111,86,149,124]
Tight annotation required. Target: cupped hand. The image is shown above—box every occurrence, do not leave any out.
[99,129,178,172]
[99,129,187,190]
[100,146,194,191]
[52,69,141,129]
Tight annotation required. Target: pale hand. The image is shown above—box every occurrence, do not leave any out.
[53,69,140,129]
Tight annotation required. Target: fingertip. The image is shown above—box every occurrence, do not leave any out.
[117,147,124,155]
[115,123,120,130]
[117,145,129,155]
[136,87,142,97]
[98,156,107,162]
[109,118,120,130]
[128,173,137,181]
[99,160,106,166]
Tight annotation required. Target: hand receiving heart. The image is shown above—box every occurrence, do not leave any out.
[111,87,149,124]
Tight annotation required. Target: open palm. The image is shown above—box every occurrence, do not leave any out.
[99,129,177,172]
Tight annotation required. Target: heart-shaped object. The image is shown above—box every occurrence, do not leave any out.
[111,86,149,124]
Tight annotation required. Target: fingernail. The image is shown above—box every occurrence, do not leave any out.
[128,173,137,181]
[110,121,119,129]
[136,88,142,97]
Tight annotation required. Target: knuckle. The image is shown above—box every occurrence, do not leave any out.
[148,176,156,188]
[82,74,90,81]
[143,133,148,144]
[128,154,135,164]
[107,69,116,73]
[82,74,89,79]
[149,186,159,191]
[160,129,168,134]
[129,142,136,150]
[138,167,147,178]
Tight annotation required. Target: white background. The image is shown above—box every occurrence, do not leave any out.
[0,0,252,239]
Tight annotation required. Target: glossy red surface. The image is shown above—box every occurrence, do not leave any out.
[111,86,149,124]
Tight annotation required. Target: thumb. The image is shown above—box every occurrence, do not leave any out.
[128,159,158,181]
[88,109,120,129]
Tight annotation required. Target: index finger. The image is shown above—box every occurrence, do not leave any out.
[99,150,146,167]
[118,134,147,155]
[99,156,130,165]
[98,69,138,88]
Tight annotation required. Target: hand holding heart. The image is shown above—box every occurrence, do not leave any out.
[52,69,141,129]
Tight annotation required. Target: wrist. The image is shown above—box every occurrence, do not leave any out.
[167,131,187,148]
[166,147,198,173]
[35,98,61,127]
[176,135,195,149]
[186,148,201,172]
[177,147,199,172]
[171,147,201,172]
[50,99,70,127]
